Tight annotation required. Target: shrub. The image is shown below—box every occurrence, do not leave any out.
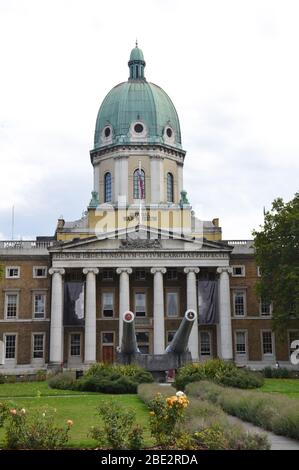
[90,401,144,449]
[218,368,264,389]
[6,375,16,384]
[186,380,299,440]
[36,370,47,381]
[0,375,6,384]
[148,391,189,448]
[48,372,76,390]
[0,402,10,427]
[77,374,138,394]
[174,359,264,390]
[5,406,72,449]
[263,367,291,379]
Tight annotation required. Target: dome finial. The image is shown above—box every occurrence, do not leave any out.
[135,39,138,47]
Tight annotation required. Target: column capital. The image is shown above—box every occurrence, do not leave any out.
[217,266,232,275]
[116,267,132,275]
[83,268,99,275]
[184,267,200,274]
[151,267,166,275]
[49,268,65,276]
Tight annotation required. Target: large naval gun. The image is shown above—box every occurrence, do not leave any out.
[116,309,197,377]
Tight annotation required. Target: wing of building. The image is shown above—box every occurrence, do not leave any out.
[0,44,298,374]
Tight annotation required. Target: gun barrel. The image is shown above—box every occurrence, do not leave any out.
[120,311,139,355]
[165,309,197,354]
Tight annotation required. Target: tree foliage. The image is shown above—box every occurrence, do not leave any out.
[253,193,299,329]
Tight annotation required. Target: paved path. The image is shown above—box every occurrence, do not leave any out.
[227,415,299,450]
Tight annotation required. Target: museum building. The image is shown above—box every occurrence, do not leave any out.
[0,44,298,373]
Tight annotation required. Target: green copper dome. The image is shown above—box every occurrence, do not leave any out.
[94,45,182,150]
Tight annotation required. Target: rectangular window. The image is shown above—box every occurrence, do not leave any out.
[262,331,273,355]
[135,292,146,317]
[102,332,114,344]
[232,265,245,277]
[6,267,20,279]
[33,266,47,278]
[260,299,272,316]
[136,331,149,354]
[33,294,46,319]
[235,331,247,355]
[233,291,246,316]
[5,293,18,319]
[5,335,16,359]
[70,334,81,357]
[135,270,146,281]
[166,292,178,317]
[102,292,114,317]
[103,270,114,281]
[200,331,211,356]
[33,334,44,359]
[167,269,178,280]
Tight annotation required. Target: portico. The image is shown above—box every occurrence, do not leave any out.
[48,229,233,367]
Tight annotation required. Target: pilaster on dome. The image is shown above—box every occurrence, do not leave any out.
[128,42,146,80]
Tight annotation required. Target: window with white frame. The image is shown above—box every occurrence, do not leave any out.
[33,266,47,278]
[262,331,273,355]
[288,330,299,356]
[33,293,46,319]
[33,334,44,359]
[5,293,18,319]
[5,334,16,359]
[166,292,178,317]
[200,331,211,356]
[6,266,20,279]
[70,334,81,357]
[135,292,146,317]
[233,290,246,316]
[102,292,114,317]
[232,265,245,277]
[235,331,247,355]
[136,331,149,354]
[260,299,272,316]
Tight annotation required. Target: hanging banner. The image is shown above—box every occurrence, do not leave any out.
[198,280,218,324]
[64,282,85,325]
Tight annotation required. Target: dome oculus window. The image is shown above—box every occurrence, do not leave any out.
[104,127,111,138]
[134,123,144,133]
[166,128,173,138]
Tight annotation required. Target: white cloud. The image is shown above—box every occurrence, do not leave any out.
[0,0,298,239]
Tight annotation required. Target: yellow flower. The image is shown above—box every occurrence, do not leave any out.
[66,419,74,427]
[149,411,155,416]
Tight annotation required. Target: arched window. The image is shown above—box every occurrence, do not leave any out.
[104,172,112,203]
[167,172,174,202]
[133,169,145,199]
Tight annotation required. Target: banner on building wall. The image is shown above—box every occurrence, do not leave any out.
[64,282,85,325]
[198,280,218,324]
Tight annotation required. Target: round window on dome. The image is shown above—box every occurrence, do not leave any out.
[104,127,111,138]
[134,123,144,133]
[166,128,173,138]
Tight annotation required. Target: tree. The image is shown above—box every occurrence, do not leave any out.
[253,193,299,329]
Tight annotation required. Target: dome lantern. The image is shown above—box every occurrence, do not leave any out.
[128,41,146,80]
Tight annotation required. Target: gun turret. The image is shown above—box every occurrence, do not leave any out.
[165,309,197,354]
[120,311,140,355]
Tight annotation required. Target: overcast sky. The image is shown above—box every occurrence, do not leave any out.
[0,0,298,240]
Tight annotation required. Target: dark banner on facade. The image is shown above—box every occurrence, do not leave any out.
[198,280,218,324]
[64,282,85,325]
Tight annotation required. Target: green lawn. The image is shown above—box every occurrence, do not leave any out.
[259,378,299,399]
[0,381,152,448]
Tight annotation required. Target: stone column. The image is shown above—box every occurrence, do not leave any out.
[217,267,233,360]
[184,267,200,360]
[116,268,132,347]
[151,267,166,354]
[93,163,100,202]
[49,268,65,365]
[83,268,99,364]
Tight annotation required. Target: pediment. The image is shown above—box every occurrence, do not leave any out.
[50,225,232,253]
